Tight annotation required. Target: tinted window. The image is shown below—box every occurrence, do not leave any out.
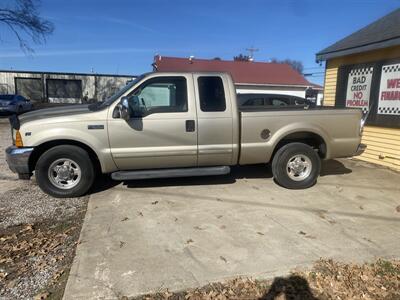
[128,76,187,114]
[198,76,226,112]
[0,95,14,101]
[243,97,264,106]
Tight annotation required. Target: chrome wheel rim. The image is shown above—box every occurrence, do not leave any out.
[48,158,81,189]
[286,154,312,181]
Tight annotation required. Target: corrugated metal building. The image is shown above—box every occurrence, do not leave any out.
[316,8,400,171]
[0,70,136,104]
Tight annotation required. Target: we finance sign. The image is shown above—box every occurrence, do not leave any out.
[378,63,400,115]
[346,67,373,112]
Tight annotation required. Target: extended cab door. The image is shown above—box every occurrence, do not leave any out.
[193,74,236,166]
[108,74,198,170]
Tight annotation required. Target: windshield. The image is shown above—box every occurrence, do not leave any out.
[99,75,145,107]
[0,95,14,101]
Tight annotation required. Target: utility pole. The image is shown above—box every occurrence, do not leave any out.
[246,47,259,61]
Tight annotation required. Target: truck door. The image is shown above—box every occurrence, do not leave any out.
[193,75,234,166]
[108,74,198,170]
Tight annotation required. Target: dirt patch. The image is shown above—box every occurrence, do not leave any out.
[0,184,88,299]
[134,259,400,300]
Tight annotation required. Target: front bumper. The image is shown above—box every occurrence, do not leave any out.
[5,146,34,174]
[355,143,367,156]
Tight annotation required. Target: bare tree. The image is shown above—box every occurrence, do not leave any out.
[271,58,304,74]
[233,54,251,62]
[0,0,54,52]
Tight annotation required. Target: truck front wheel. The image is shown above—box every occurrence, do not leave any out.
[272,142,321,189]
[35,145,95,198]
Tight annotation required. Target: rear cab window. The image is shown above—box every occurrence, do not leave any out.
[198,76,226,112]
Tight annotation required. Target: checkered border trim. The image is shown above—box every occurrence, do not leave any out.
[378,107,400,115]
[349,67,374,76]
[382,64,400,73]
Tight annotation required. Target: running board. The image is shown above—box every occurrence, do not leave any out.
[111,166,231,181]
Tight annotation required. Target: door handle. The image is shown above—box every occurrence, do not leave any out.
[185,120,195,132]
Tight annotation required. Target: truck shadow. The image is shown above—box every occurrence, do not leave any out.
[261,275,319,300]
[91,159,352,193]
[320,159,352,176]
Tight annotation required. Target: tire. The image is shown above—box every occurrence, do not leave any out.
[272,142,321,189]
[35,145,95,198]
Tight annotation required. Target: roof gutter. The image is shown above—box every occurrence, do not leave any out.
[316,36,400,62]
[236,82,323,89]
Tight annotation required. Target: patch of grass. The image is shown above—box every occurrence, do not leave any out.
[375,259,400,276]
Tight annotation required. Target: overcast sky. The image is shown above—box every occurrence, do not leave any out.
[0,0,399,85]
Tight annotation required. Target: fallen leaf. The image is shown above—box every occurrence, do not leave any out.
[20,224,34,233]
[121,217,129,222]
[151,201,159,205]
[186,239,194,244]
[256,232,264,236]
[120,241,125,248]
[299,231,307,235]
[220,256,227,263]
[34,292,49,300]
[396,205,400,213]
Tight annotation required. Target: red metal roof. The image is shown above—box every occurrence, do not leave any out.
[154,56,321,88]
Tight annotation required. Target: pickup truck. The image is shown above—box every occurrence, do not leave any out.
[6,72,366,198]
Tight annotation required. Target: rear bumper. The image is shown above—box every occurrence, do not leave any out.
[5,146,34,174]
[354,143,367,156]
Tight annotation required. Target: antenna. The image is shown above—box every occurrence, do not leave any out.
[246,47,259,61]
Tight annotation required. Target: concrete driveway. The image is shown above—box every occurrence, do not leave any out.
[63,159,400,299]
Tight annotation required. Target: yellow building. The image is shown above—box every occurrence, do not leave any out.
[316,9,400,171]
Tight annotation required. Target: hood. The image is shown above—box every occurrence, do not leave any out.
[19,104,93,124]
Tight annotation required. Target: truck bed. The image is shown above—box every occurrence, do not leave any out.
[238,107,362,165]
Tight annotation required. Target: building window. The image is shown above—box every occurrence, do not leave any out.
[47,79,82,103]
[15,77,43,102]
[335,58,400,129]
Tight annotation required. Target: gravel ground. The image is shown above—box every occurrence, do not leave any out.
[0,118,89,299]
[0,118,15,181]
[0,183,87,229]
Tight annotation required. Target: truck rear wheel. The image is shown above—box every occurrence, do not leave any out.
[272,142,321,189]
[35,145,95,198]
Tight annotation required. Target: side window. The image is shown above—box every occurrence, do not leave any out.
[293,97,306,106]
[269,97,290,107]
[243,97,264,106]
[198,76,226,112]
[129,77,187,114]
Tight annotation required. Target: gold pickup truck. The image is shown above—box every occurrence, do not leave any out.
[6,72,366,198]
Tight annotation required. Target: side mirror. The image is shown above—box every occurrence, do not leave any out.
[112,96,130,121]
